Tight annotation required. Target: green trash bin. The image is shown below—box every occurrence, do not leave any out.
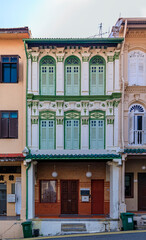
[120,213,134,231]
[21,221,32,238]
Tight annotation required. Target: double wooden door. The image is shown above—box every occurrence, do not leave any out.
[138,173,146,210]
[91,180,104,214]
[61,180,78,214]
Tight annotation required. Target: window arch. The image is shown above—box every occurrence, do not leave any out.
[89,110,105,149]
[128,50,146,86]
[40,56,56,95]
[89,56,105,95]
[64,56,81,95]
[128,104,146,145]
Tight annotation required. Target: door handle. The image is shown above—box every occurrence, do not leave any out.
[68,199,71,202]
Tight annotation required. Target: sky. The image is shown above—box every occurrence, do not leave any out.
[0,0,146,38]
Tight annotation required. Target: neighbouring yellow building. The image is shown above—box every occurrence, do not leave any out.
[0,27,30,239]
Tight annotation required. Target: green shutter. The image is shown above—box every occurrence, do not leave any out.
[48,120,54,149]
[72,120,79,149]
[90,120,97,149]
[41,66,48,95]
[66,66,72,95]
[90,120,104,149]
[41,120,47,149]
[97,120,104,149]
[73,66,80,95]
[48,66,55,95]
[65,120,72,149]
[90,65,104,95]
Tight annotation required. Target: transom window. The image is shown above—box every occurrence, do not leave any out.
[0,56,19,83]
[90,56,105,95]
[128,50,146,86]
[65,56,80,95]
[40,56,56,95]
[129,104,146,145]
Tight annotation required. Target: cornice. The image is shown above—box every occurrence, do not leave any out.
[125,86,146,93]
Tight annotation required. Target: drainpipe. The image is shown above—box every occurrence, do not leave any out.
[26,162,31,219]
[121,19,127,204]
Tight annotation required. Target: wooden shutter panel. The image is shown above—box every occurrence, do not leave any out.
[41,66,48,95]
[73,66,80,95]
[48,66,55,95]
[9,118,18,138]
[97,66,104,95]
[143,113,146,144]
[66,66,72,95]
[73,120,79,149]
[1,118,9,138]
[17,55,19,83]
[128,56,137,85]
[48,120,54,149]
[65,120,72,149]
[129,111,134,144]
[90,66,97,95]
[97,120,104,149]
[41,121,47,149]
[90,120,97,149]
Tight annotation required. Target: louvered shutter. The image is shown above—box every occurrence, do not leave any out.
[73,66,80,95]
[72,120,79,149]
[97,120,104,149]
[97,66,104,95]
[9,118,18,138]
[48,66,55,95]
[90,120,97,149]
[128,56,137,85]
[41,121,47,149]
[1,118,9,138]
[48,120,54,149]
[0,56,2,82]
[138,57,144,86]
[66,66,72,95]
[90,66,97,95]
[65,120,72,149]
[143,113,146,144]
[129,111,134,144]
[41,66,48,95]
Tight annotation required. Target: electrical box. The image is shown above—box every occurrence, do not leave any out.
[7,194,16,203]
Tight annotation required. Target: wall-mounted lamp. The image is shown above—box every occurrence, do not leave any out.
[86,165,92,178]
[52,165,58,178]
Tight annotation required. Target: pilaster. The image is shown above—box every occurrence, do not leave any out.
[56,116,64,149]
[107,53,114,94]
[114,51,120,91]
[56,49,65,95]
[28,162,35,219]
[32,52,39,94]
[81,116,89,149]
[81,49,90,95]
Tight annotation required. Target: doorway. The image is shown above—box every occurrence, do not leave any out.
[138,173,146,210]
[91,180,104,214]
[61,180,78,214]
[0,183,7,215]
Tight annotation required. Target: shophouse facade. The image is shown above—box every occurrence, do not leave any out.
[0,28,30,239]
[110,18,146,226]
[24,37,124,235]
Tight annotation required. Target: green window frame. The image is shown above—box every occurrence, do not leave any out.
[40,56,56,95]
[64,56,81,96]
[89,111,105,149]
[39,111,56,149]
[64,111,80,149]
[89,56,106,95]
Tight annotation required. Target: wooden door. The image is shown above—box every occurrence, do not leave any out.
[138,173,146,210]
[61,180,78,214]
[0,183,7,215]
[91,180,104,214]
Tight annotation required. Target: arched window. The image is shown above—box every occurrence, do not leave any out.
[128,50,146,86]
[90,56,105,95]
[129,104,146,145]
[40,111,56,149]
[64,111,80,149]
[40,56,56,95]
[89,111,105,149]
[65,56,80,95]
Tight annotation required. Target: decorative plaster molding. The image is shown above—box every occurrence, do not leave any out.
[56,117,64,125]
[81,117,89,125]
[31,116,39,124]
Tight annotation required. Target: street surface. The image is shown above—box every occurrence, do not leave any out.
[24,231,146,240]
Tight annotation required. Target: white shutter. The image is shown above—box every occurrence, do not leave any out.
[66,66,72,95]
[72,120,79,149]
[90,120,97,149]
[41,66,48,95]
[48,120,54,149]
[65,120,72,149]
[90,66,97,95]
[143,113,146,144]
[73,66,80,95]
[41,121,47,149]
[97,120,104,149]
[48,66,55,95]
[97,66,104,95]
[128,55,137,86]
[129,111,134,144]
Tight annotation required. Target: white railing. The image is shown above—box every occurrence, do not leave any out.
[134,130,144,145]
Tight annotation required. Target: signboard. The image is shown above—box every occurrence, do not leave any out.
[7,194,16,203]
[81,196,89,202]
[80,188,90,196]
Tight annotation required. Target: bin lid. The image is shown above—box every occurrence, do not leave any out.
[21,221,32,226]
[121,212,134,216]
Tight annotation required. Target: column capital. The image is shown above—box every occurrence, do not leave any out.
[31,52,40,62]
[31,116,39,124]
